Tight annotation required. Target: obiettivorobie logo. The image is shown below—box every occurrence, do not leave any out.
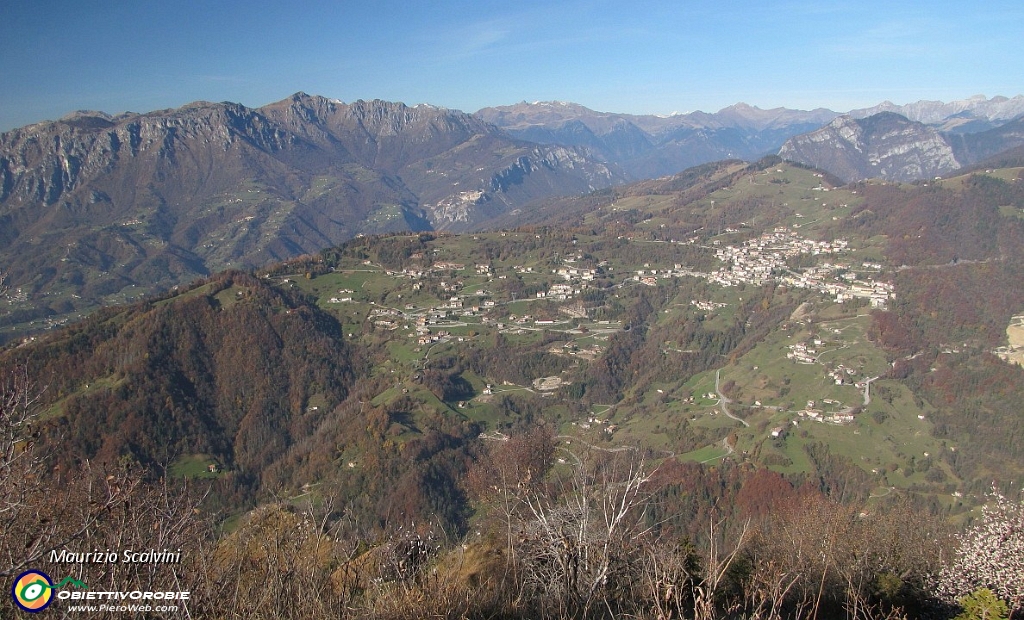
[11,568,190,614]
[10,570,87,613]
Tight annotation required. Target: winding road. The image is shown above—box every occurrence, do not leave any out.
[715,369,750,427]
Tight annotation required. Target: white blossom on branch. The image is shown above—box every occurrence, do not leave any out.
[935,488,1024,613]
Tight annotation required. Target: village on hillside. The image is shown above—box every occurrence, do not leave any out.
[294,224,902,453]
[319,227,893,354]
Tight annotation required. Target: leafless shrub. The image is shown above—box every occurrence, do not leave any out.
[511,448,656,618]
[1,365,142,581]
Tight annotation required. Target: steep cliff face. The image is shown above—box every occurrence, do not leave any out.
[0,103,295,206]
[256,94,498,171]
[779,113,962,183]
[0,94,620,330]
[425,145,616,229]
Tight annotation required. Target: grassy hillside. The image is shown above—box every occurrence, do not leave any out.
[260,160,1024,510]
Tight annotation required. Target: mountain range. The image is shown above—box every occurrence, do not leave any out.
[847,94,1024,131]
[475,100,838,179]
[3,93,1024,338]
[480,96,1024,184]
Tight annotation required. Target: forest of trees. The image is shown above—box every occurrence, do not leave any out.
[861,175,1024,491]
[3,380,1022,619]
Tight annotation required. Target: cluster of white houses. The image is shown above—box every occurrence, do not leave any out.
[782,267,894,309]
[691,299,728,312]
[553,265,598,281]
[622,228,893,308]
[699,228,894,309]
[786,341,821,364]
[537,283,579,300]
[826,364,858,385]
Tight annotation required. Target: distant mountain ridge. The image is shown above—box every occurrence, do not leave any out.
[474,100,839,135]
[475,101,837,179]
[848,94,1024,132]
[475,95,1024,181]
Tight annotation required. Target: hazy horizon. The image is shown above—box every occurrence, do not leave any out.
[2,0,1022,132]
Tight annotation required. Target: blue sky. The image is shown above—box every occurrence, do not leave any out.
[1,0,1022,131]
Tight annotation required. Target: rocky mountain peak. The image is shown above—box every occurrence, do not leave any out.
[57,111,118,130]
[254,93,346,149]
[779,113,960,182]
